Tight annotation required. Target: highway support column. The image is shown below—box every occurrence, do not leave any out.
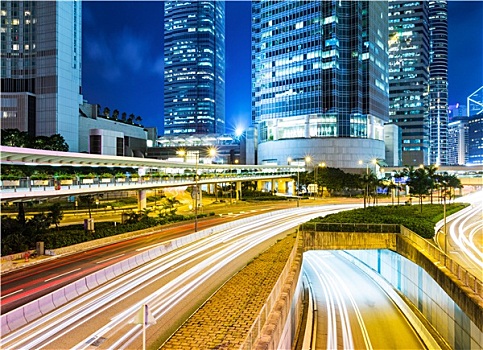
[138,190,147,211]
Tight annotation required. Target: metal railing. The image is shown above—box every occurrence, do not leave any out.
[300,222,401,233]
[399,226,482,297]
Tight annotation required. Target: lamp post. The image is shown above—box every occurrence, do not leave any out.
[359,159,377,208]
[287,157,300,207]
[194,152,199,232]
[314,162,325,199]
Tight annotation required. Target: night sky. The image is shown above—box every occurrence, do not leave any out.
[82,1,483,135]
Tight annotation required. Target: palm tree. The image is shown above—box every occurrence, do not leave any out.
[405,166,431,212]
[393,170,405,205]
[128,113,135,124]
[121,112,127,122]
[102,107,110,118]
[135,115,142,124]
[425,164,439,204]
[112,109,120,120]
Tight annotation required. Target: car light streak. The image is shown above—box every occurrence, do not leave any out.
[305,253,357,349]
[449,203,483,270]
[43,268,82,282]
[1,205,359,349]
[96,254,126,264]
[0,289,23,300]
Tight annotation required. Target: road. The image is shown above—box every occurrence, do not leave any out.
[435,190,483,278]
[304,251,426,349]
[1,201,301,313]
[1,205,358,349]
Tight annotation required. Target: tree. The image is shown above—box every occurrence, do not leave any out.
[135,115,142,124]
[128,113,135,124]
[1,129,31,147]
[79,195,94,218]
[103,107,110,118]
[404,166,432,212]
[112,109,120,120]
[121,112,127,122]
[48,203,64,230]
[393,170,405,205]
[425,164,439,204]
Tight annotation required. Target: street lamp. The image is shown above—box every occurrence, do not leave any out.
[192,152,200,232]
[359,159,377,208]
[315,162,326,198]
[287,157,301,206]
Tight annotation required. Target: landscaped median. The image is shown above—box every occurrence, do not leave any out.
[159,232,300,350]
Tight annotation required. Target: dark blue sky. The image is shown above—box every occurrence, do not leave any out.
[82,1,483,135]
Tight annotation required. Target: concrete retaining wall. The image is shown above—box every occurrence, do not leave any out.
[300,228,482,350]
[251,236,304,350]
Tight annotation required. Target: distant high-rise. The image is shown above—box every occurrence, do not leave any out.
[0,1,82,151]
[163,1,225,136]
[252,1,389,169]
[428,0,448,165]
[388,1,430,166]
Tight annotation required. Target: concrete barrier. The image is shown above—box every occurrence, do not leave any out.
[4,308,27,335]
[23,300,42,322]
[74,279,89,296]
[85,274,99,290]
[51,288,68,308]
[95,269,108,285]
[63,283,80,301]
[38,294,55,315]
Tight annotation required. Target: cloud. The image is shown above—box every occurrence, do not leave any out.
[85,28,153,82]
[152,56,165,76]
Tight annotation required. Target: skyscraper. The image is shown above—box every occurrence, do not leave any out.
[428,0,448,165]
[252,1,389,169]
[0,1,82,152]
[163,1,225,136]
[388,0,430,166]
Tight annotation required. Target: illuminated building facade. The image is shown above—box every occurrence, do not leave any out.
[0,1,82,151]
[388,0,430,166]
[468,115,483,165]
[252,1,389,170]
[428,0,448,165]
[447,117,468,165]
[163,1,225,136]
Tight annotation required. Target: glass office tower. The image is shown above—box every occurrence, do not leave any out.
[252,1,389,169]
[388,1,430,166]
[428,0,448,165]
[0,1,82,151]
[164,1,225,136]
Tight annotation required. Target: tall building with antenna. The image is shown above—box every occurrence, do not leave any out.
[428,0,449,165]
[163,1,225,136]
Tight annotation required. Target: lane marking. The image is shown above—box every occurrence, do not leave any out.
[44,268,81,282]
[96,254,125,264]
[1,289,24,299]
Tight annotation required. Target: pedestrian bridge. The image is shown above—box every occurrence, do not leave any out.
[0,146,296,204]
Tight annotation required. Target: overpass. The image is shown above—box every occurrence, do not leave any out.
[0,146,297,206]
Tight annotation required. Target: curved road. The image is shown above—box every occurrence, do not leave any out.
[435,190,483,278]
[304,251,426,349]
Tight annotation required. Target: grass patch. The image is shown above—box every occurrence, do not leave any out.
[303,203,468,238]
